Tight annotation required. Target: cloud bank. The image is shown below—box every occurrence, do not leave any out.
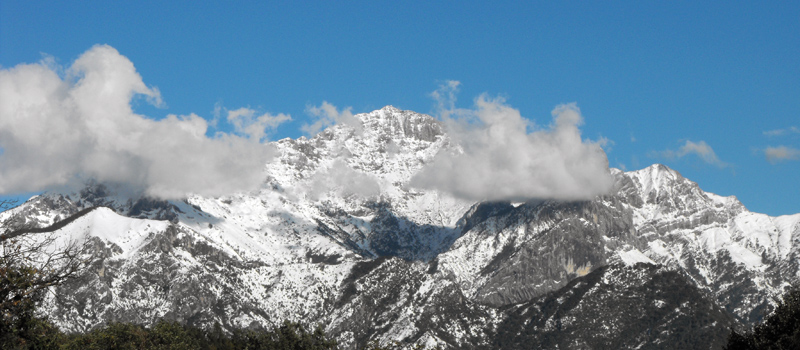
[653,140,729,168]
[764,146,800,163]
[410,83,613,202]
[0,45,284,199]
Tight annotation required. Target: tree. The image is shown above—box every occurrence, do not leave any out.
[724,287,800,349]
[0,199,88,348]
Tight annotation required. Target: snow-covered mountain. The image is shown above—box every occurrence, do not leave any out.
[2,106,799,349]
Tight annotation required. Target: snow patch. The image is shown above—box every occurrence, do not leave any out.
[618,249,655,266]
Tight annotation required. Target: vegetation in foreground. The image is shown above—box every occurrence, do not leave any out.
[0,315,434,350]
[724,287,800,349]
[2,317,340,350]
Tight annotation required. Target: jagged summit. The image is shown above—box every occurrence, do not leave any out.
[628,163,684,188]
[623,163,747,215]
[379,105,401,112]
[356,106,443,142]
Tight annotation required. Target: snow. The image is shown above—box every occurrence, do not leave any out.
[699,227,732,251]
[618,249,656,266]
[19,207,170,260]
[86,208,170,258]
[647,240,670,257]
[725,243,765,270]
[773,213,800,257]
[628,164,680,197]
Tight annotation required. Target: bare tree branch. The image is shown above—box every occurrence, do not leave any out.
[0,199,17,211]
[1,201,91,331]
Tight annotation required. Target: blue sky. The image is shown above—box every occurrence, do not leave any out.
[1,1,798,215]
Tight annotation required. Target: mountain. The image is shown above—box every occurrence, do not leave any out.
[2,106,799,349]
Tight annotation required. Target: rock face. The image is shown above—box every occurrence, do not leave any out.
[2,106,799,349]
[493,264,736,350]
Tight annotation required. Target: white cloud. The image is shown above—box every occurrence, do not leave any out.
[654,140,729,168]
[309,159,381,200]
[763,126,800,137]
[430,80,461,118]
[0,44,278,199]
[410,88,614,202]
[226,107,291,142]
[764,146,800,163]
[301,101,362,136]
[596,136,614,152]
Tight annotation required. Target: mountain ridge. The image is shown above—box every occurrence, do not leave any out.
[1,106,798,349]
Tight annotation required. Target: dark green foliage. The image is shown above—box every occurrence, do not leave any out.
[724,288,800,350]
[72,320,338,350]
[229,321,338,350]
[0,313,63,350]
[62,322,149,350]
[2,318,339,350]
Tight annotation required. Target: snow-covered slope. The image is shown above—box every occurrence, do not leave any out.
[2,106,799,349]
[622,165,800,323]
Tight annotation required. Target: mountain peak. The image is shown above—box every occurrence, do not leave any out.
[380,105,401,112]
[624,163,700,205]
[628,164,685,190]
[641,163,682,176]
[357,106,444,143]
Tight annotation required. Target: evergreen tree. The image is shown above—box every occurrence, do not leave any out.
[725,287,800,349]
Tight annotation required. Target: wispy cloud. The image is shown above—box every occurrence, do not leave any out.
[301,101,362,136]
[430,80,461,117]
[410,82,613,202]
[596,136,614,152]
[764,146,800,163]
[309,159,381,200]
[763,126,800,137]
[652,140,730,168]
[226,107,291,142]
[0,45,280,199]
